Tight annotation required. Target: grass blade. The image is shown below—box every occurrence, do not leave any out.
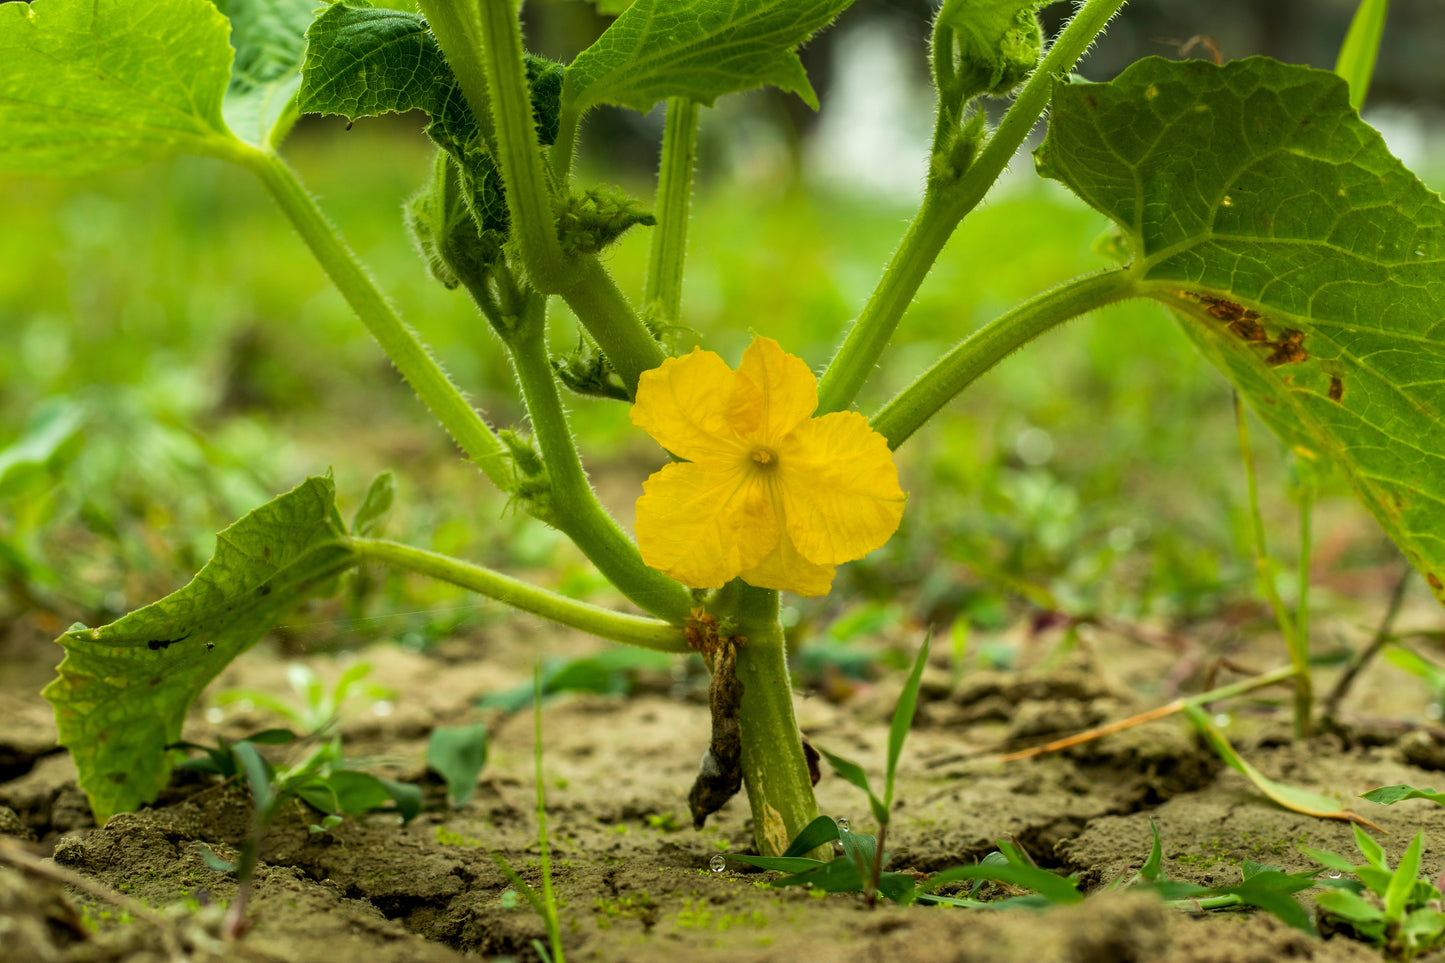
[1334,0,1390,111]
[1183,705,1379,827]
[1386,832,1424,920]
[885,631,931,809]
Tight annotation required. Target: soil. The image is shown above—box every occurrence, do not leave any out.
[5,601,1445,963]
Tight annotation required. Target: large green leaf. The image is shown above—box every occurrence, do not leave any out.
[44,476,357,822]
[0,0,239,174]
[564,0,855,116]
[214,0,322,147]
[1037,57,1445,606]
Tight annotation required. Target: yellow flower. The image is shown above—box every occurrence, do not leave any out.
[630,336,906,597]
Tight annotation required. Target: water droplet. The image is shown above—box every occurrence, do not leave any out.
[708,855,726,873]
[1328,870,1343,879]
[836,818,850,832]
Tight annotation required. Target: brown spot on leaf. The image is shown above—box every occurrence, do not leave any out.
[1082,94,1097,110]
[108,772,127,784]
[149,677,161,687]
[1266,329,1307,366]
[1329,376,1344,402]
[1429,573,1443,592]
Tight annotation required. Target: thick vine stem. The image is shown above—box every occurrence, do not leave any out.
[413,0,497,154]
[817,0,1130,415]
[557,255,668,398]
[645,97,700,329]
[353,538,690,652]
[237,146,513,490]
[722,584,820,856]
[505,294,694,624]
[871,270,1137,448]
[476,0,567,292]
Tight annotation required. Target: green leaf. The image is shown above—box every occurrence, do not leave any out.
[1386,832,1424,920]
[1318,887,1385,923]
[1037,57,1445,608]
[564,0,856,115]
[1303,846,1357,873]
[917,861,1084,905]
[815,747,887,826]
[232,740,277,813]
[725,854,827,873]
[1382,645,1445,691]
[0,0,240,174]
[43,475,357,822]
[322,770,395,815]
[377,778,422,822]
[214,0,321,147]
[1355,823,1390,871]
[1335,0,1389,112]
[1216,873,1317,935]
[427,722,490,807]
[1183,705,1374,825]
[782,814,842,858]
[884,631,930,809]
[1140,818,1164,882]
[1362,783,1445,807]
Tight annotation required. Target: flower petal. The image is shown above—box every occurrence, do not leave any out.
[635,461,779,589]
[776,411,906,566]
[740,531,837,597]
[733,336,818,444]
[631,347,747,463]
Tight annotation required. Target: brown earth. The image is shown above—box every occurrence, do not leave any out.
[4,602,1445,963]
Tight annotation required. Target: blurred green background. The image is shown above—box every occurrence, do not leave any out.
[1,0,1441,669]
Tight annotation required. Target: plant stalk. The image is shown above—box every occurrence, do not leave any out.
[1235,395,1311,738]
[476,0,567,292]
[413,0,497,153]
[817,0,1130,413]
[871,270,1137,448]
[238,147,513,490]
[726,584,820,856]
[506,298,694,623]
[644,97,700,329]
[352,538,689,652]
[556,255,668,398]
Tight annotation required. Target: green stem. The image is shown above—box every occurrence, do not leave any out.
[871,270,1137,448]
[551,101,581,187]
[413,0,496,153]
[238,147,512,490]
[726,584,819,856]
[1234,395,1310,737]
[476,0,566,292]
[352,537,689,652]
[532,666,565,963]
[507,299,694,623]
[1295,465,1317,737]
[557,256,667,398]
[816,191,964,413]
[644,97,700,329]
[818,0,1129,413]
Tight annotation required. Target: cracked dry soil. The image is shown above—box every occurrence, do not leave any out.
[4,613,1445,963]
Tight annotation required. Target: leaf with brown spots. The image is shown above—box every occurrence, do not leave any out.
[44,475,356,822]
[1038,57,1445,608]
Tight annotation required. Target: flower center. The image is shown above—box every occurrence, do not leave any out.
[749,446,778,468]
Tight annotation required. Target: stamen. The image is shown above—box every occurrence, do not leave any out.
[750,447,776,466]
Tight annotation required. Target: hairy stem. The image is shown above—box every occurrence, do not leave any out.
[871,270,1137,448]
[352,538,689,652]
[727,584,819,856]
[413,0,496,153]
[644,97,700,329]
[476,0,566,291]
[507,298,694,623]
[238,147,512,490]
[557,255,668,398]
[818,0,1130,413]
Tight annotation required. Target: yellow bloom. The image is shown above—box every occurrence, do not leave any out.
[631,336,906,597]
